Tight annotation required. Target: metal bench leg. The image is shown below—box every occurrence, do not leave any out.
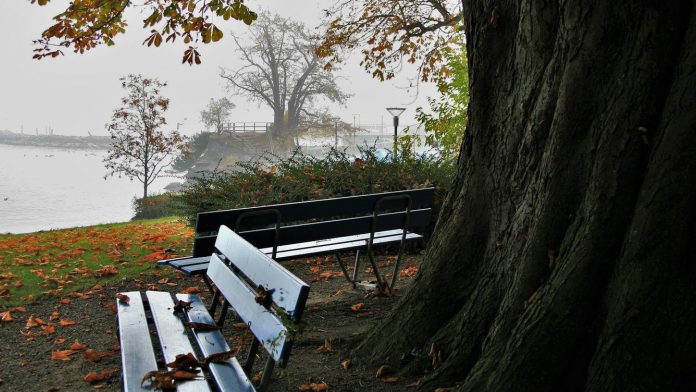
[352,250,361,283]
[257,357,276,392]
[202,275,214,293]
[208,289,221,315]
[216,299,230,326]
[335,253,356,288]
[389,240,407,288]
[243,338,260,374]
[366,251,386,290]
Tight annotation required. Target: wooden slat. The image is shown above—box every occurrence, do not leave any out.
[184,230,423,274]
[195,188,434,233]
[145,291,211,392]
[193,208,431,257]
[273,232,423,260]
[264,229,417,254]
[181,263,210,276]
[166,256,211,270]
[156,255,195,266]
[207,254,293,363]
[117,291,159,392]
[214,226,310,318]
[175,294,256,392]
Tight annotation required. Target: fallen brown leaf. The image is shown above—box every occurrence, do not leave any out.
[314,339,333,354]
[180,286,201,294]
[25,315,46,328]
[340,359,352,369]
[203,349,240,365]
[84,349,112,363]
[97,265,118,277]
[166,352,200,370]
[70,340,86,351]
[251,372,263,384]
[299,382,329,392]
[84,370,115,384]
[350,303,365,312]
[399,264,419,278]
[59,319,78,326]
[0,311,14,322]
[41,324,56,334]
[51,349,77,361]
[173,299,192,312]
[376,364,392,378]
[117,293,130,305]
[383,377,400,383]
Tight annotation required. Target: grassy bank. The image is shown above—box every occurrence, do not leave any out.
[0,217,191,307]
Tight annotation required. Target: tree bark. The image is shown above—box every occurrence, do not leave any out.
[356,1,696,391]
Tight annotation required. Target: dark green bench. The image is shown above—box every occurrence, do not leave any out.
[160,188,434,289]
[118,226,310,392]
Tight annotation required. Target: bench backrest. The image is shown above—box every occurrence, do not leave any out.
[193,188,434,257]
[207,225,310,366]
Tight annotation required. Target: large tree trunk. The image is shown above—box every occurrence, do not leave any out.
[356,1,696,391]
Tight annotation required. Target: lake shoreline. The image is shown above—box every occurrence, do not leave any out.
[0,130,110,150]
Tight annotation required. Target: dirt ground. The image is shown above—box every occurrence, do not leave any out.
[0,252,426,391]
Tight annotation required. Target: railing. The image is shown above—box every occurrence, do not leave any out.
[222,122,271,134]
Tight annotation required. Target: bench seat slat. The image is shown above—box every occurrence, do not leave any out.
[264,229,421,254]
[272,232,423,260]
[215,226,310,318]
[207,253,292,363]
[145,291,211,392]
[176,293,255,392]
[180,230,423,275]
[117,291,159,392]
[162,256,211,269]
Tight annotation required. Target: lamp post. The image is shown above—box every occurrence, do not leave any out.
[386,107,405,160]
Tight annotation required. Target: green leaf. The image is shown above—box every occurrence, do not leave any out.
[211,26,223,42]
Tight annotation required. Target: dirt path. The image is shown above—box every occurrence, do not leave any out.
[0,253,424,391]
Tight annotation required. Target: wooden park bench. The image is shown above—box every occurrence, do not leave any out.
[117,225,310,392]
[159,188,434,290]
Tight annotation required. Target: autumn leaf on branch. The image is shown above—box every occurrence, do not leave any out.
[30,0,258,63]
[317,0,463,82]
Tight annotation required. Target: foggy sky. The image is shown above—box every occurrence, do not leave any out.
[0,1,436,137]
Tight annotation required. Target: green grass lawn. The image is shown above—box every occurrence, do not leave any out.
[0,217,193,307]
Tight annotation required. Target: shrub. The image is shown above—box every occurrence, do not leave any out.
[177,147,454,226]
[132,193,183,220]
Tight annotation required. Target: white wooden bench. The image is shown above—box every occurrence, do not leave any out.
[117,225,310,391]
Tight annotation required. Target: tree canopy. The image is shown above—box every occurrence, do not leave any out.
[316,0,463,82]
[30,0,257,64]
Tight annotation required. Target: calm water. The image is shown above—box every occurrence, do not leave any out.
[0,144,170,234]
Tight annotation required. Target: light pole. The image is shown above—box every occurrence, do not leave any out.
[386,107,405,160]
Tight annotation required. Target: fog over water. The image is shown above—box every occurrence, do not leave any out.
[0,144,169,234]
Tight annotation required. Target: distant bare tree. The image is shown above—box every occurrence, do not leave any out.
[104,75,189,198]
[221,13,349,139]
[201,97,236,134]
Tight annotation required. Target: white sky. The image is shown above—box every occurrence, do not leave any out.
[0,1,436,137]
